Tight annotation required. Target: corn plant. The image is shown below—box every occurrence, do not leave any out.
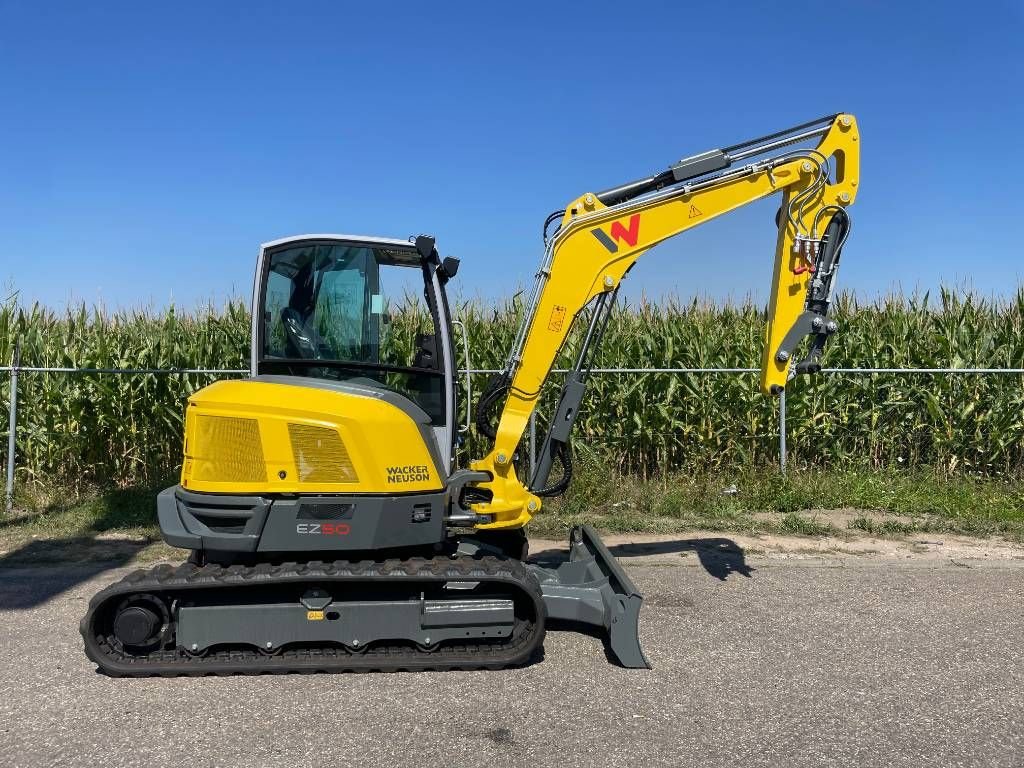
[1,287,1022,489]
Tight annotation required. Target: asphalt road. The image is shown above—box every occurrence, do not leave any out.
[1,545,1022,768]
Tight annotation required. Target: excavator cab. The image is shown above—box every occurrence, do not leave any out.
[154,234,467,556]
[252,234,459,475]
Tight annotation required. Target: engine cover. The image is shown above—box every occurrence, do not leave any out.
[179,376,444,495]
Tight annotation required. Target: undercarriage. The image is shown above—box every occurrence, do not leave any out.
[80,523,648,676]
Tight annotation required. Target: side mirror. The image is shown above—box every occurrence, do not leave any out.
[441,256,460,280]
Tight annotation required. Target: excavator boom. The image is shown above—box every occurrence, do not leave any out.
[470,113,860,529]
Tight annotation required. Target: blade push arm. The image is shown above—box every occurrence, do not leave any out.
[470,114,860,529]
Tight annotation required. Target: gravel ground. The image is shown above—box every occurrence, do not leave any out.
[1,541,1022,768]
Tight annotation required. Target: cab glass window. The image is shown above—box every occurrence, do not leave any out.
[260,242,444,422]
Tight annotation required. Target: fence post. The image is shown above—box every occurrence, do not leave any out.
[5,339,20,514]
[778,388,787,474]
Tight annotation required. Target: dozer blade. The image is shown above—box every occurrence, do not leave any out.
[529,524,651,669]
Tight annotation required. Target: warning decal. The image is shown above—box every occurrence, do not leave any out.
[547,305,567,332]
[688,204,703,219]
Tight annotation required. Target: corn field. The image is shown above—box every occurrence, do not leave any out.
[2,288,1023,489]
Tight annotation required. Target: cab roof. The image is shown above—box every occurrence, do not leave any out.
[260,233,417,252]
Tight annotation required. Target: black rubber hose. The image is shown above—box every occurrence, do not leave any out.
[474,372,510,440]
[535,440,573,498]
[542,209,564,246]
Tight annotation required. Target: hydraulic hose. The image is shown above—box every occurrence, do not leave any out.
[474,371,511,441]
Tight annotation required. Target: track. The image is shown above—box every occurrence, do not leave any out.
[80,556,546,677]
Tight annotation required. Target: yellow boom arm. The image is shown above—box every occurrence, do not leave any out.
[469,113,860,529]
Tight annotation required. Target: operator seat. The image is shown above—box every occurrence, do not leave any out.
[281,307,325,359]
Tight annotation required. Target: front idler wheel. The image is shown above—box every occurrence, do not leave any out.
[111,594,170,652]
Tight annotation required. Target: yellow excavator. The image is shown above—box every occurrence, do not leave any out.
[81,113,860,675]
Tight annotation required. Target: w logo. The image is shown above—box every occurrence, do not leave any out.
[590,214,641,253]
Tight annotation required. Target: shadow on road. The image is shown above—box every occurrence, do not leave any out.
[0,483,168,610]
[0,538,149,610]
[531,536,754,581]
[612,537,754,581]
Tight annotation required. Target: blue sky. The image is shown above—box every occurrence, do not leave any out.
[1,1,1022,310]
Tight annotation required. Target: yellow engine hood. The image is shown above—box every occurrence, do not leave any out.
[179,377,443,495]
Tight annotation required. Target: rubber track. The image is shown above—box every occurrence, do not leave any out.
[80,556,546,677]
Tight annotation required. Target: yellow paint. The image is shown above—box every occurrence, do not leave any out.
[180,379,442,494]
[472,114,860,529]
[307,610,325,621]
